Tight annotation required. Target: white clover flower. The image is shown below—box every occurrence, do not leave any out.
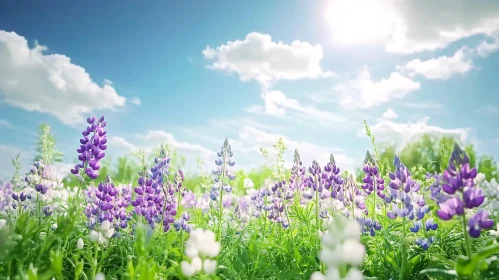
[77,238,84,249]
[0,219,6,229]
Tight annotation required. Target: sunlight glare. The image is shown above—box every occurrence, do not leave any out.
[325,0,396,45]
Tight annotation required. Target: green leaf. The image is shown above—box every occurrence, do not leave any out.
[455,243,499,276]
[27,264,38,280]
[385,254,400,272]
[404,255,420,277]
[75,260,84,280]
[419,268,458,279]
[127,260,135,280]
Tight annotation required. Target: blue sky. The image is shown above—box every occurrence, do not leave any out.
[1,0,499,179]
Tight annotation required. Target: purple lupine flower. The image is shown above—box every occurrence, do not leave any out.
[173,211,191,232]
[426,173,448,204]
[358,217,382,236]
[425,218,438,231]
[0,182,13,214]
[386,155,424,220]
[71,116,107,180]
[416,237,435,251]
[441,145,477,195]
[268,179,293,228]
[182,191,197,209]
[437,197,464,220]
[436,144,493,237]
[113,185,132,229]
[361,151,385,200]
[211,138,235,202]
[468,210,494,238]
[289,149,306,193]
[303,160,324,200]
[323,154,344,200]
[251,187,271,218]
[84,175,129,234]
[342,175,368,217]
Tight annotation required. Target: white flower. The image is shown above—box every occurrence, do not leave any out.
[191,256,203,272]
[89,230,105,244]
[341,240,366,266]
[0,219,6,229]
[77,238,84,249]
[317,215,365,280]
[343,268,364,280]
[203,259,217,274]
[490,223,499,237]
[310,271,326,280]
[182,228,220,277]
[181,261,196,277]
[243,178,254,189]
[95,272,105,280]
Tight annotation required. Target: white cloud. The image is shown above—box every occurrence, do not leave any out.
[247,90,346,125]
[0,30,126,125]
[109,136,137,152]
[129,96,141,105]
[206,117,273,131]
[324,0,499,54]
[336,66,420,109]
[202,32,333,87]
[478,105,499,116]
[140,131,215,157]
[238,126,357,172]
[0,119,36,136]
[381,108,398,120]
[401,102,443,110]
[492,139,499,144]
[362,117,470,147]
[0,119,14,130]
[477,37,499,57]
[397,48,473,80]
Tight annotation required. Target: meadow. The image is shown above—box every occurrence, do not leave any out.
[1,116,499,280]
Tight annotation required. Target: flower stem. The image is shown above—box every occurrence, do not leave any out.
[461,213,472,257]
[399,217,407,280]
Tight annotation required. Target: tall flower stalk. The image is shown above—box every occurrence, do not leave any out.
[436,144,494,256]
[211,138,236,241]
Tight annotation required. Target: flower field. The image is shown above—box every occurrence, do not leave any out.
[1,116,499,280]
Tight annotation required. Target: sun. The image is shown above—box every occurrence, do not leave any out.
[325,0,396,45]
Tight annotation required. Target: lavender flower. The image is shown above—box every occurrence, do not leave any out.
[71,116,107,180]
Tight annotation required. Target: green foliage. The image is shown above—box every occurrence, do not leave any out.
[34,124,63,165]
